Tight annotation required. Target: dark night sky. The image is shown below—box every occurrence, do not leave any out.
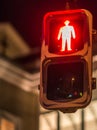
[0,0,96,48]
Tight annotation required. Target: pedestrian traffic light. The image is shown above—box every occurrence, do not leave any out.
[40,9,93,113]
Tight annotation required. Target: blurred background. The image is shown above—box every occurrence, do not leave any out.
[0,0,97,130]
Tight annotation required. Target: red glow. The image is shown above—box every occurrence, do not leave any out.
[43,9,89,54]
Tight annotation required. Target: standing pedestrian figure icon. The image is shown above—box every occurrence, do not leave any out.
[58,20,76,51]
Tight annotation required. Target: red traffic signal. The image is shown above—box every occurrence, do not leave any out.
[40,9,93,113]
[43,9,90,54]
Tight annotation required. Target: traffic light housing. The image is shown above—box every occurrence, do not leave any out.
[40,9,93,113]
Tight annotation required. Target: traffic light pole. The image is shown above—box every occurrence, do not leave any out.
[57,111,60,130]
[56,110,85,130]
[81,109,85,130]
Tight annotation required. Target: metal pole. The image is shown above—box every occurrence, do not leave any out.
[57,111,60,130]
[81,109,85,130]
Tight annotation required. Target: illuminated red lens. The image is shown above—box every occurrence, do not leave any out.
[44,10,89,54]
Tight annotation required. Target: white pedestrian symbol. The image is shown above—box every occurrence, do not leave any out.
[58,20,76,51]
